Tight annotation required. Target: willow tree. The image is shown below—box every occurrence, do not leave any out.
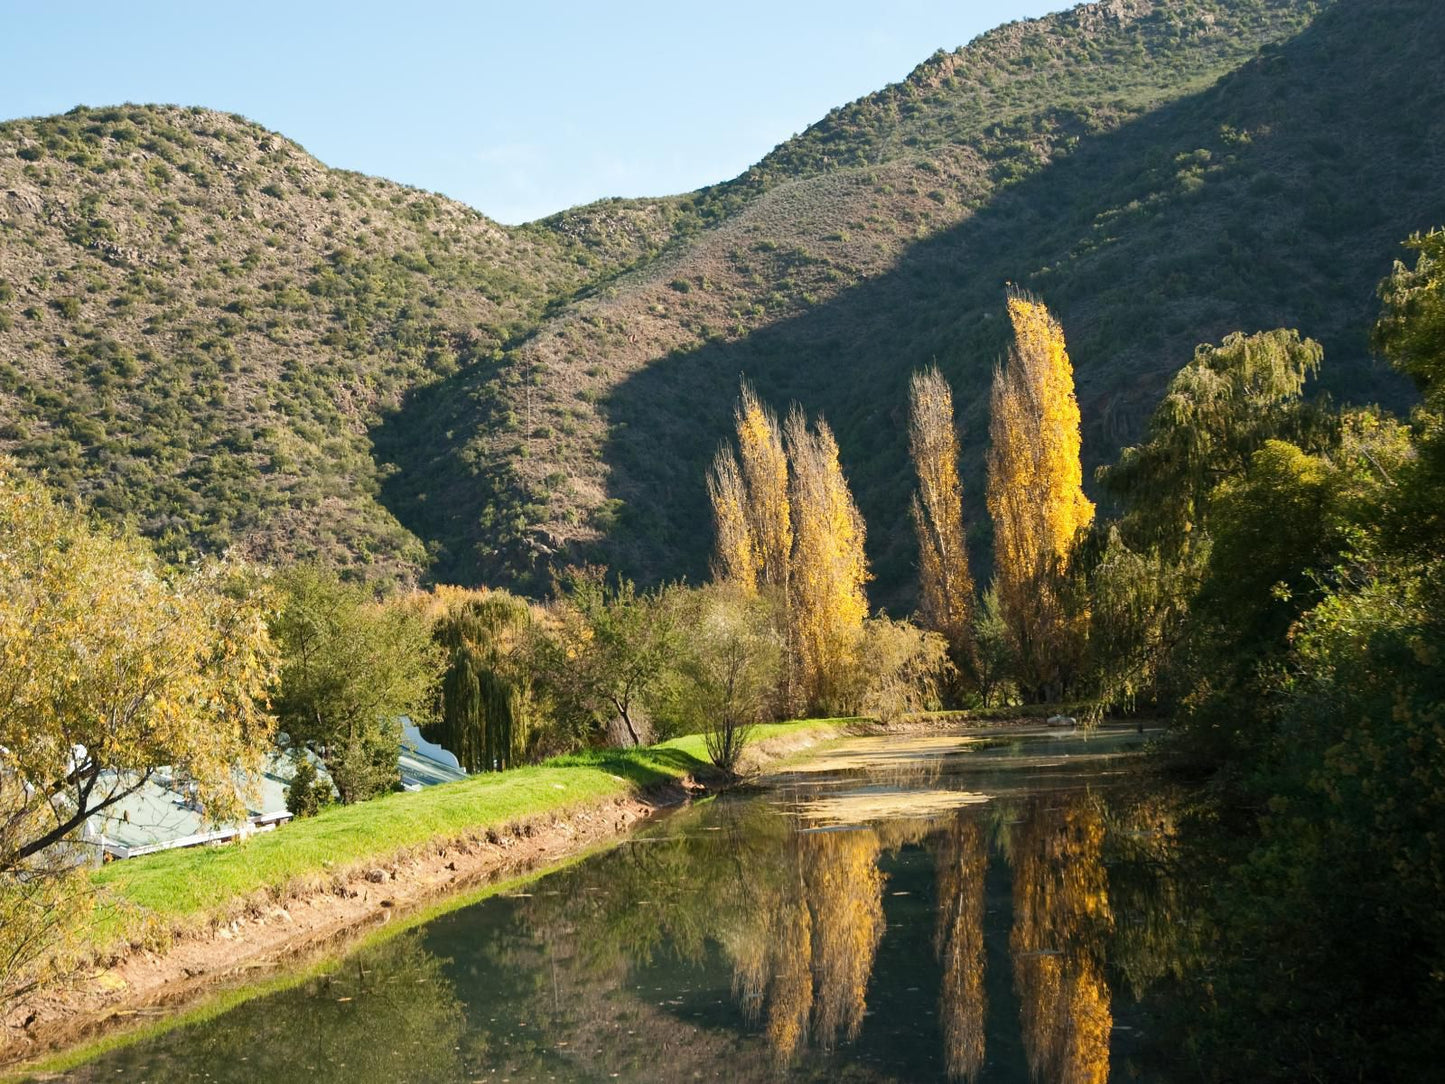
[428,590,538,772]
[985,294,1094,699]
[908,367,976,677]
[786,408,870,713]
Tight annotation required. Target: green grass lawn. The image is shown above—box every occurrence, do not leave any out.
[88,720,844,946]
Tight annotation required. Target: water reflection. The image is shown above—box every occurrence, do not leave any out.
[935,816,988,1081]
[56,727,1190,1082]
[1009,796,1113,1084]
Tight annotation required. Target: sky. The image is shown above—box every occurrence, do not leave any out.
[1,1,1064,224]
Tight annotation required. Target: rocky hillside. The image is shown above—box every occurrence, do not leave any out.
[3,0,1441,604]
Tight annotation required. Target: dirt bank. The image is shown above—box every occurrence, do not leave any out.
[0,724,852,1072]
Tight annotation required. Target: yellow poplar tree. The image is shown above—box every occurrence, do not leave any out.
[707,446,757,590]
[786,408,869,713]
[908,366,976,673]
[734,382,793,592]
[936,816,988,1081]
[986,294,1094,697]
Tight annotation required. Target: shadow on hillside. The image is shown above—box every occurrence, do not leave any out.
[595,0,1433,608]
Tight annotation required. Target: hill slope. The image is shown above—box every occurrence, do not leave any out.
[0,106,687,578]
[3,0,1441,605]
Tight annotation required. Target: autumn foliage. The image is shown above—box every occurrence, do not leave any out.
[986,294,1094,698]
[708,385,873,715]
[908,366,977,676]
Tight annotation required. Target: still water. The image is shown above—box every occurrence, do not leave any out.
[59,725,1188,1082]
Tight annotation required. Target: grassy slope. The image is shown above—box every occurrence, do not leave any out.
[89,720,839,941]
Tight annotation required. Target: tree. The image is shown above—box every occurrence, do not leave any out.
[971,585,1016,709]
[283,752,334,818]
[786,409,870,714]
[426,589,541,772]
[544,567,677,747]
[0,458,279,867]
[667,586,781,777]
[707,446,757,591]
[1099,329,1327,556]
[908,367,976,680]
[0,459,277,1002]
[270,565,441,803]
[734,381,792,592]
[855,616,952,723]
[985,294,1094,699]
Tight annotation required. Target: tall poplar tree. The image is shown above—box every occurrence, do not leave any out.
[986,294,1094,698]
[707,446,757,590]
[786,408,870,713]
[734,382,793,592]
[908,366,976,676]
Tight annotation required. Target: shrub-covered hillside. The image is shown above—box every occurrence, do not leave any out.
[0,106,687,579]
[4,0,1441,603]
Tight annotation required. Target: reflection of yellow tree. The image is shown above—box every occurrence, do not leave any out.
[1010,795,1114,1084]
[805,826,885,1049]
[935,816,988,1081]
[728,825,885,1059]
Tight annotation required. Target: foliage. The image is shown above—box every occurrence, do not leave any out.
[908,367,976,686]
[0,796,94,1009]
[424,588,542,772]
[969,585,1016,709]
[282,753,333,819]
[1144,230,1445,1079]
[985,295,1092,699]
[706,445,756,589]
[269,565,441,803]
[0,457,276,1005]
[1076,525,1201,719]
[538,567,678,747]
[786,409,870,714]
[1099,329,1328,556]
[661,585,782,776]
[734,382,794,594]
[854,616,953,724]
[0,456,279,868]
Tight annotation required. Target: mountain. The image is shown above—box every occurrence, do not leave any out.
[0,106,689,577]
[2,0,1442,604]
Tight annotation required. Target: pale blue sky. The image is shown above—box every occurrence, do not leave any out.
[1,1,1063,224]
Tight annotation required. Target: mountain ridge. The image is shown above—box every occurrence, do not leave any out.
[3,0,1438,607]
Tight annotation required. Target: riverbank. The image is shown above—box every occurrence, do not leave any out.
[0,719,858,1070]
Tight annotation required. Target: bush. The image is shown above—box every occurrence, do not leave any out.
[283,753,335,818]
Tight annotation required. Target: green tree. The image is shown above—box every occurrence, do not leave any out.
[665,585,782,777]
[1099,329,1328,556]
[283,753,334,818]
[270,565,441,803]
[427,589,541,772]
[542,567,678,747]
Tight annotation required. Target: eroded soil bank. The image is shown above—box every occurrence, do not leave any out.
[0,723,854,1071]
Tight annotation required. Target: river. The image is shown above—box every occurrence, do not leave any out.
[54,724,1191,1082]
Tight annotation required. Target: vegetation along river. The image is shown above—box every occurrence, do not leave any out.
[53,725,1197,1082]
